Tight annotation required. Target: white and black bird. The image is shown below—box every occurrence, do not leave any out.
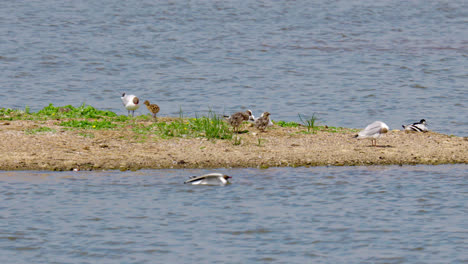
[121,93,140,117]
[402,119,428,132]
[355,121,389,147]
[184,173,232,186]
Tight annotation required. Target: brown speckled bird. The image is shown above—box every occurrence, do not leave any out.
[143,100,160,121]
[226,110,252,133]
[254,111,271,132]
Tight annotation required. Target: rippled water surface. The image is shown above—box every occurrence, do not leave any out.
[1,0,467,135]
[0,165,467,263]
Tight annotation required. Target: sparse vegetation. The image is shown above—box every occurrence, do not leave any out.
[275,120,300,128]
[25,126,56,134]
[60,120,116,130]
[298,113,318,133]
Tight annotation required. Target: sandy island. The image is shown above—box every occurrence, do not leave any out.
[0,119,466,171]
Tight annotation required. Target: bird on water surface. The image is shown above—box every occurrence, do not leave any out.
[355,121,389,147]
[121,93,140,117]
[184,173,232,186]
[143,100,160,121]
[402,119,428,132]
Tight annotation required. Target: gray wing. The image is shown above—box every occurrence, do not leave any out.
[358,122,382,138]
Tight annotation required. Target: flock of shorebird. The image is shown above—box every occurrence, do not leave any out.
[122,92,429,185]
[121,93,274,132]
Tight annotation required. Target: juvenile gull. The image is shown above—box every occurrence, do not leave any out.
[143,100,160,121]
[184,173,232,186]
[121,93,140,117]
[355,121,389,147]
[254,111,271,132]
[402,119,428,132]
[249,111,273,127]
[226,110,252,133]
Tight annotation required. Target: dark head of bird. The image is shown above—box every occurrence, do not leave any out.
[224,175,232,180]
[263,112,270,117]
[420,119,426,124]
[143,100,150,106]
[380,127,388,134]
[133,97,139,104]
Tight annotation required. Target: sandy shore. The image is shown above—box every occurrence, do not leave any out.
[0,119,466,171]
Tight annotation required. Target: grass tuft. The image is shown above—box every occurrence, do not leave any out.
[298,113,318,133]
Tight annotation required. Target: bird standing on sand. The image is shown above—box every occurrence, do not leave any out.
[143,100,160,121]
[121,93,140,117]
[255,111,271,132]
[226,110,252,133]
[184,173,232,186]
[249,111,273,127]
[355,121,389,147]
[402,119,428,132]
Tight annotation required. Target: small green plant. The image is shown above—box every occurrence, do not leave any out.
[60,120,116,129]
[132,123,157,135]
[257,137,265,146]
[232,135,242,145]
[275,120,300,128]
[78,132,95,138]
[25,126,56,134]
[298,113,318,133]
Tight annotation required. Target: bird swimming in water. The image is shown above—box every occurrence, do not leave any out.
[254,111,271,132]
[121,93,140,117]
[355,121,389,147]
[143,100,160,121]
[402,119,428,132]
[225,110,252,133]
[184,173,232,186]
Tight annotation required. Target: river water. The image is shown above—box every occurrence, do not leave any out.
[0,165,467,263]
[1,0,467,136]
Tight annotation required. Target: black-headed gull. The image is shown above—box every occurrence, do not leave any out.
[121,93,140,117]
[355,121,389,146]
[184,173,232,186]
[402,119,428,132]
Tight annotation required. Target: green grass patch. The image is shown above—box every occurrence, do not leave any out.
[275,120,300,128]
[154,110,233,140]
[37,103,117,119]
[1,104,118,121]
[25,126,56,134]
